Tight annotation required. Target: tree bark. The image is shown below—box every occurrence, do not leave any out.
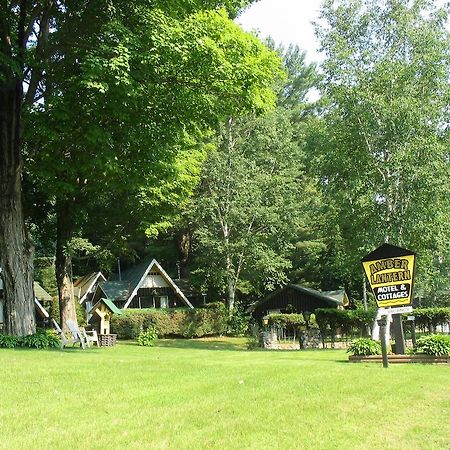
[55,199,78,331]
[176,229,191,279]
[0,14,36,336]
[226,254,235,312]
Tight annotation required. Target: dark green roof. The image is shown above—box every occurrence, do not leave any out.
[89,298,123,316]
[111,257,156,293]
[247,284,344,314]
[100,281,130,302]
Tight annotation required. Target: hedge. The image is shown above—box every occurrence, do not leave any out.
[408,308,450,333]
[111,307,228,339]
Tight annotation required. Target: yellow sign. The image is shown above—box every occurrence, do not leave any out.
[361,244,416,308]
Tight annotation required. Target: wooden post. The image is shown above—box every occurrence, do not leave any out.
[377,317,389,368]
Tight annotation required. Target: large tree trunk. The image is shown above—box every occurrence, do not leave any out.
[0,53,36,336]
[56,199,78,331]
[176,229,191,279]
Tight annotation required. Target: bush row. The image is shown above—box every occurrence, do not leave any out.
[0,329,60,349]
[314,307,450,336]
[409,308,450,332]
[347,334,450,357]
[315,308,376,335]
[111,307,228,339]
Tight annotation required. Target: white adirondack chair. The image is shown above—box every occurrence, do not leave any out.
[52,319,85,349]
[82,327,99,347]
[65,319,87,349]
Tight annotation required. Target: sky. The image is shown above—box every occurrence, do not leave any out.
[236,0,323,63]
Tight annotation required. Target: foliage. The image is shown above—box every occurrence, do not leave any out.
[314,0,450,293]
[315,308,376,338]
[0,329,60,349]
[347,338,382,356]
[5,0,283,333]
[413,334,450,357]
[111,308,228,339]
[228,301,251,335]
[189,109,316,309]
[267,314,305,329]
[184,43,319,309]
[407,307,450,332]
[137,327,158,347]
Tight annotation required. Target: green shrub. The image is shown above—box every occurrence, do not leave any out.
[347,338,382,356]
[0,329,60,349]
[0,334,18,348]
[228,302,251,335]
[137,327,158,346]
[267,314,304,328]
[316,308,377,339]
[204,301,227,311]
[413,334,450,356]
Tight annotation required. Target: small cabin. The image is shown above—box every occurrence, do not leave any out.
[248,284,348,318]
[91,258,193,310]
[88,298,123,335]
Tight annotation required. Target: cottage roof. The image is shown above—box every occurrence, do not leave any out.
[99,257,193,308]
[74,272,106,303]
[322,289,350,307]
[89,298,123,316]
[33,282,52,303]
[247,284,346,314]
[99,281,130,303]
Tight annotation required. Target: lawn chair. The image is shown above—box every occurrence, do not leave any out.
[52,319,85,349]
[81,327,99,347]
[65,319,87,349]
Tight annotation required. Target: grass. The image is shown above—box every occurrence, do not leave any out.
[0,337,449,450]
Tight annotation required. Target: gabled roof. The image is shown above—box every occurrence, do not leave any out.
[89,298,123,316]
[99,281,130,303]
[34,298,50,318]
[322,289,350,307]
[247,284,345,313]
[96,258,193,309]
[74,272,106,303]
[121,258,193,309]
[33,282,52,303]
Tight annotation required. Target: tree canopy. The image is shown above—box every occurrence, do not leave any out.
[313,0,450,293]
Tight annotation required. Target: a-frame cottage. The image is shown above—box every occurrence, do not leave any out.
[74,271,107,314]
[91,258,193,310]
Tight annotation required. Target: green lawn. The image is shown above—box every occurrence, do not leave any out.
[0,338,449,450]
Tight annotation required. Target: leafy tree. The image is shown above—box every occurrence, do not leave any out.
[314,0,450,295]
[1,0,283,334]
[189,109,316,310]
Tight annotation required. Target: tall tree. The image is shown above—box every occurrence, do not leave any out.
[23,2,283,329]
[189,109,315,310]
[314,0,450,293]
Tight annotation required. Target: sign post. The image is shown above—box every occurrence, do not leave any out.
[362,243,416,356]
[377,317,389,368]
